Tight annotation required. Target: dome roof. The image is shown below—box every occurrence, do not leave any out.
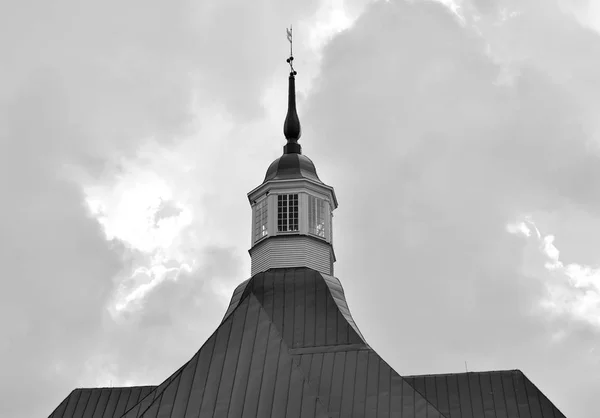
[263,153,322,183]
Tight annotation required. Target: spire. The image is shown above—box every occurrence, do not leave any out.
[283,25,302,154]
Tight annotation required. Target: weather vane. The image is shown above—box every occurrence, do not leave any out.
[286,25,297,75]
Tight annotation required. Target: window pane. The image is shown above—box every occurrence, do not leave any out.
[308,195,327,238]
[278,193,298,232]
[289,193,298,231]
[254,199,268,241]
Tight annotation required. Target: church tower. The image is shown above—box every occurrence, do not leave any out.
[48,30,568,418]
[247,62,337,276]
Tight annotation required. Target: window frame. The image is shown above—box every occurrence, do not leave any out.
[277,193,299,232]
[308,195,327,239]
[254,198,269,242]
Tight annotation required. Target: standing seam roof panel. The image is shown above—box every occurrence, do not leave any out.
[49,268,566,418]
[404,371,566,418]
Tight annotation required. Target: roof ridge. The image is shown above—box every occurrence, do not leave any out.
[71,385,157,391]
[120,362,188,417]
[404,369,523,378]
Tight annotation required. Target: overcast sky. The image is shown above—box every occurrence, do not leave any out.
[1,0,599,417]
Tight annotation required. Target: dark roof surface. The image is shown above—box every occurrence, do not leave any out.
[263,154,322,183]
[119,268,443,417]
[405,370,566,418]
[48,386,155,418]
[50,268,566,418]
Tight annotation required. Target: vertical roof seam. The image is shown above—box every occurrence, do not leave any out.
[267,334,284,417]
[477,372,484,418]
[209,309,236,418]
[99,388,112,418]
[252,320,273,418]
[85,389,101,418]
[91,388,106,418]
[223,293,250,418]
[499,370,508,417]
[179,352,200,417]
[166,368,185,418]
[508,372,521,418]
[120,388,133,418]
[488,373,497,416]
[302,269,308,347]
[238,293,262,418]
[79,390,93,418]
[364,351,371,418]
[337,351,347,414]
[467,372,475,418]
[193,321,219,417]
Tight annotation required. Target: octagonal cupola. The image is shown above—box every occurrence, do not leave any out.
[247,42,337,276]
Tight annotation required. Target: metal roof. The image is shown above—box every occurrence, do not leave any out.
[49,268,566,417]
[48,386,155,418]
[405,370,567,418]
[263,154,322,184]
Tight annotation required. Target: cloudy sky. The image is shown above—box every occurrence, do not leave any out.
[1,0,599,416]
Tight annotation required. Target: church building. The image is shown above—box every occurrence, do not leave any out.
[49,43,566,418]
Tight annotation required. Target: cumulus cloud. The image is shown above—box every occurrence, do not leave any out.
[0,0,327,416]
[2,0,599,417]
[95,246,244,387]
[154,200,184,225]
[305,0,600,416]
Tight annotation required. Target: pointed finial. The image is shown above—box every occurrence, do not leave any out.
[284,25,301,154]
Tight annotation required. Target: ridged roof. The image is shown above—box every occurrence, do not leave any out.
[263,153,322,184]
[117,268,444,417]
[50,268,566,418]
[405,370,566,418]
[48,386,155,418]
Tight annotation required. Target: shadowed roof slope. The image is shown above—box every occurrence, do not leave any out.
[263,153,322,184]
[117,268,444,418]
[405,370,567,418]
[50,268,567,418]
[48,386,155,418]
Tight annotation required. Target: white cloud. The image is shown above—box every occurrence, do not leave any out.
[507,216,600,328]
[3,0,600,417]
[506,220,532,237]
[0,0,332,415]
[306,1,600,415]
[306,0,355,51]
